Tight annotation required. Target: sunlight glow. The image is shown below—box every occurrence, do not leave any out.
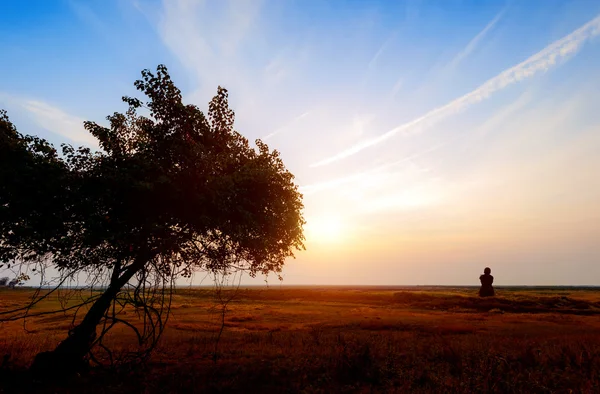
[305,215,346,244]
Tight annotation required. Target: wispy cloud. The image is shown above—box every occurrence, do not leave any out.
[263,111,311,141]
[446,7,506,70]
[158,0,268,93]
[68,0,108,36]
[388,77,404,100]
[368,32,397,70]
[155,0,312,143]
[0,93,96,146]
[312,13,600,167]
[22,100,97,146]
[301,144,441,195]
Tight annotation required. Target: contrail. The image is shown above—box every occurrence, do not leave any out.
[263,111,311,141]
[311,14,600,167]
[446,6,506,70]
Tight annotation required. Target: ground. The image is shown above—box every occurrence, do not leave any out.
[1,286,600,393]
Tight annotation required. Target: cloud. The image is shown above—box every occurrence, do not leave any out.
[158,0,265,95]
[368,32,397,70]
[301,144,441,195]
[311,13,600,167]
[68,0,109,37]
[263,111,311,140]
[359,177,445,213]
[0,93,96,146]
[154,0,316,143]
[446,7,505,70]
[22,100,97,146]
[389,77,404,99]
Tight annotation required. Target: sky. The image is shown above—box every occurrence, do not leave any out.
[1,0,600,286]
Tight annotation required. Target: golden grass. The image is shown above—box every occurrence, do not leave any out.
[1,286,600,393]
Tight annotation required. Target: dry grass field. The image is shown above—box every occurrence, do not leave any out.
[1,286,600,393]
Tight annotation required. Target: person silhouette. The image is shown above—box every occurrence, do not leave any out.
[479,267,495,297]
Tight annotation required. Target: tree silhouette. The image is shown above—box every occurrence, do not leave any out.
[0,65,305,377]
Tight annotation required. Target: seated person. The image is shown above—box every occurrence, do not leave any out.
[479,267,495,297]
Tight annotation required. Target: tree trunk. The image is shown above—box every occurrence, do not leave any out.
[30,256,149,378]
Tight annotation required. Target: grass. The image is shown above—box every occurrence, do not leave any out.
[1,286,600,393]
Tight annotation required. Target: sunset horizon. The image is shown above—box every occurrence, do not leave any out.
[2,0,599,287]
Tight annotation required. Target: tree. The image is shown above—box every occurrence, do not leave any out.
[0,65,305,377]
[3,274,29,288]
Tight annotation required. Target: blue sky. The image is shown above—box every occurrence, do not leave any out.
[2,0,600,285]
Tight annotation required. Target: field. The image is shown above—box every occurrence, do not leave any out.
[1,286,600,393]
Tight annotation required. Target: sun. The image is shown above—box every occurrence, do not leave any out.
[305,215,345,244]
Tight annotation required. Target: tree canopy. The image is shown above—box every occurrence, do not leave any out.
[0,65,304,373]
[1,65,304,276]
